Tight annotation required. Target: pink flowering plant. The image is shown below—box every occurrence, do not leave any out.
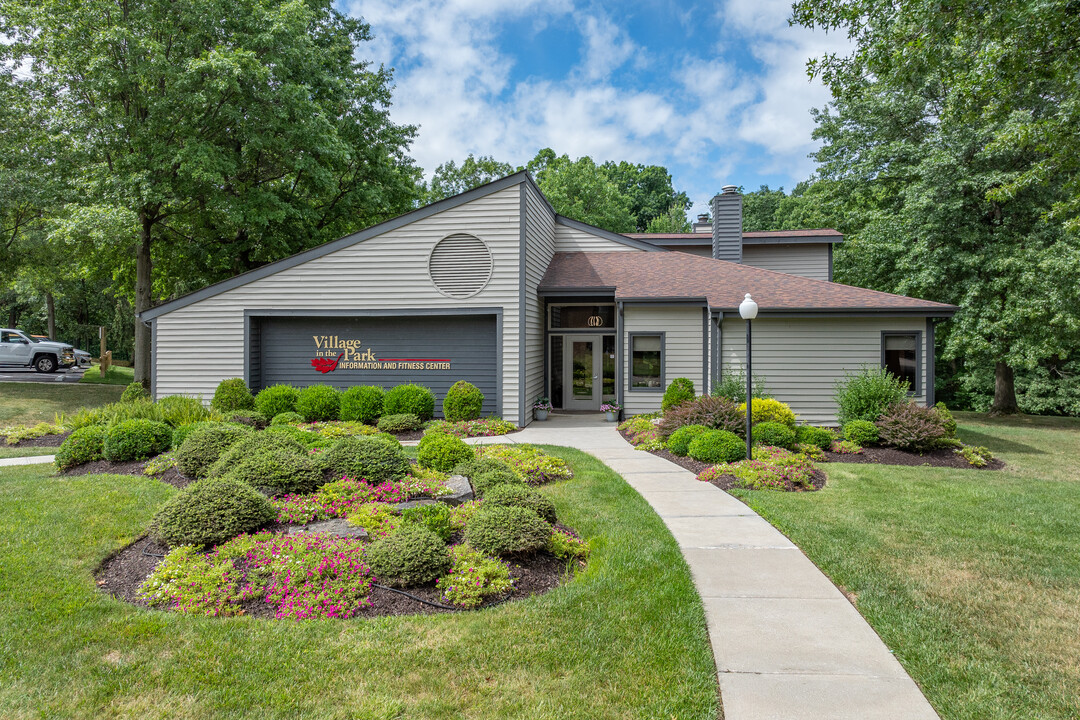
[436,544,514,608]
[547,527,590,561]
[618,415,663,451]
[271,475,447,524]
[831,439,864,454]
[424,418,518,438]
[137,532,374,619]
[695,446,817,491]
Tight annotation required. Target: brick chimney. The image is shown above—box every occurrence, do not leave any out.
[710,185,742,262]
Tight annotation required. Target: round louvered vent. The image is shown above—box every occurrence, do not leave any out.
[428,234,493,299]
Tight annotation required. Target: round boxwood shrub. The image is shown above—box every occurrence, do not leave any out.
[482,483,557,523]
[120,381,149,403]
[340,385,384,424]
[376,413,422,433]
[383,384,436,421]
[365,524,451,587]
[211,378,255,413]
[738,398,797,428]
[55,426,106,471]
[207,432,308,478]
[271,411,304,426]
[454,457,524,497]
[752,421,797,450]
[264,424,330,449]
[254,384,300,419]
[794,425,835,452]
[416,432,474,473]
[442,380,484,422]
[465,505,552,557]
[103,419,173,462]
[843,419,879,446]
[688,429,745,464]
[220,448,321,496]
[661,377,696,412]
[175,423,253,478]
[150,477,275,549]
[296,384,341,422]
[318,436,410,482]
[171,420,227,450]
[667,424,710,456]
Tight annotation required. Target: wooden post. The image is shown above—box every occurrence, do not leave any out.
[99,326,107,377]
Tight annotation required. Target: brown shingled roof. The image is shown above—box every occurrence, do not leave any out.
[538,252,956,314]
[625,228,844,240]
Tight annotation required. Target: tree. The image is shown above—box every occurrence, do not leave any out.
[644,203,691,233]
[600,161,690,231]
[526,150,635,233]
[793,0,1080,414]
[1,0,419,385]
[425,155,514,203]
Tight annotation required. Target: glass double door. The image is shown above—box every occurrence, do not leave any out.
[561,334,615,411]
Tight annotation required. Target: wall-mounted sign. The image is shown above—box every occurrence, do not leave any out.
[587,315,604,327]
[310,335,450,374]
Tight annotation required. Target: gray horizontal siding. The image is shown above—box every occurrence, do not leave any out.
[623,305,705,415]
[154,184,523,419]
[741,244,830,281]
[720,316,928,424]
[523,183,556,423]
[554,223,641,253]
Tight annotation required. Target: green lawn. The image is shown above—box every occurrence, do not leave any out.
[0,382,124,426]
[0,447,718,719]
[732,412,1080,720]
[79,363,135,385]
[0,446,55,459]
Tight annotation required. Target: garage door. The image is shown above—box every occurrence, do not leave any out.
[252,314,498,418]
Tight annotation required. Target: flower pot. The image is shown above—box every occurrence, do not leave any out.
[604,411,618,422]
[534,409,549,421]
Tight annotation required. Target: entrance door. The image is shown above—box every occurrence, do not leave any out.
[563,334,602,410]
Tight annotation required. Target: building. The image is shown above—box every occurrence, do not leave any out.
[140,173,955,425]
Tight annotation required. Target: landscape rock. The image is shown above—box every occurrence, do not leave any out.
[441,474,474,506]
[393,499,438,513]
[288,518,368,540]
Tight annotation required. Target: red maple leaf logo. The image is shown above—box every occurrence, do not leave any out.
[311,353,343,374]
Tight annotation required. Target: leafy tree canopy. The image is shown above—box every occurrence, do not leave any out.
[425,155,514,203]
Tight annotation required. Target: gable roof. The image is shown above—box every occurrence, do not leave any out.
[626,228,844,245]
[538,252,956,315]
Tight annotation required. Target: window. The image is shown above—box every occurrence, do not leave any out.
[629,333,664,391]
[882,332,921,393]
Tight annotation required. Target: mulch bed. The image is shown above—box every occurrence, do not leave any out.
[1,431,71,448]
[824,445,1005,470]
[61,459,148,477]
[97,532,577,619]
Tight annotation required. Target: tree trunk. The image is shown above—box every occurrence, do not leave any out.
[990,361,1020,415]
[133,213,154,389]
[45,292,56,340]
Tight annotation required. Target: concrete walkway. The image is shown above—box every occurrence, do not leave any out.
[0,454,55,467]
[482,413,940,720]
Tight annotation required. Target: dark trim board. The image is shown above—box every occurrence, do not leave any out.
[616,302,624,407]
[150,320,157,398]
[926,318,936,407]
[627,331,666,394]
[518,184,528,427]
[701,307,709,394]
[724,308,956,318]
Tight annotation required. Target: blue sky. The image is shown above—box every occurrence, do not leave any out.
[344,0,850,220]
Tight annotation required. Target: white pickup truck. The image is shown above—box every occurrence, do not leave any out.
[0,328,76,372]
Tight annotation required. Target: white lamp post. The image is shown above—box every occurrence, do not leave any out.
[739,293,758,460]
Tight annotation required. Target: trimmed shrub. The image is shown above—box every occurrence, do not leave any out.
[150,477,275,549]
[176,423,253,478]
[737,398,797,428]
[120,381,149,403]
[318,436,410,483]
[376,413,422,433]
[55,426,106,471]
[442,380,484,422]
[667,424,710,456]
[365,525,451,587]
[688,429,745,464]
[843,420,879,446]
[935,402,957,438]
[794,425,835,452]
[340,385,384,424]
[211,378,255,413]
[296,384,341,422]
[383,384,436,421]
[254,384,300,419]
[437,544,513,608]
[465,505,552,557]
[271,411,305,425]
[220,448,321,496]
[483,483,557,523]
[208,432,307,479]
[752,421,797,451]
[454,457,524,497]
[874,402,948,452]
[658,395,743,438]
[834,366,910,426]
[103,419,173,462]
[661,377,696,412]
[400,503,455,542]
[228,410,268,429]
[416,432,474,473]
[171,420,227,450]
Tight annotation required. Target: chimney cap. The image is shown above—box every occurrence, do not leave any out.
[721,184,739,195]
[697,214,709,223]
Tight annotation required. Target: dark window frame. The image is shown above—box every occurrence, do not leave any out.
[627,332,665,393]
[880,330,922,396]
